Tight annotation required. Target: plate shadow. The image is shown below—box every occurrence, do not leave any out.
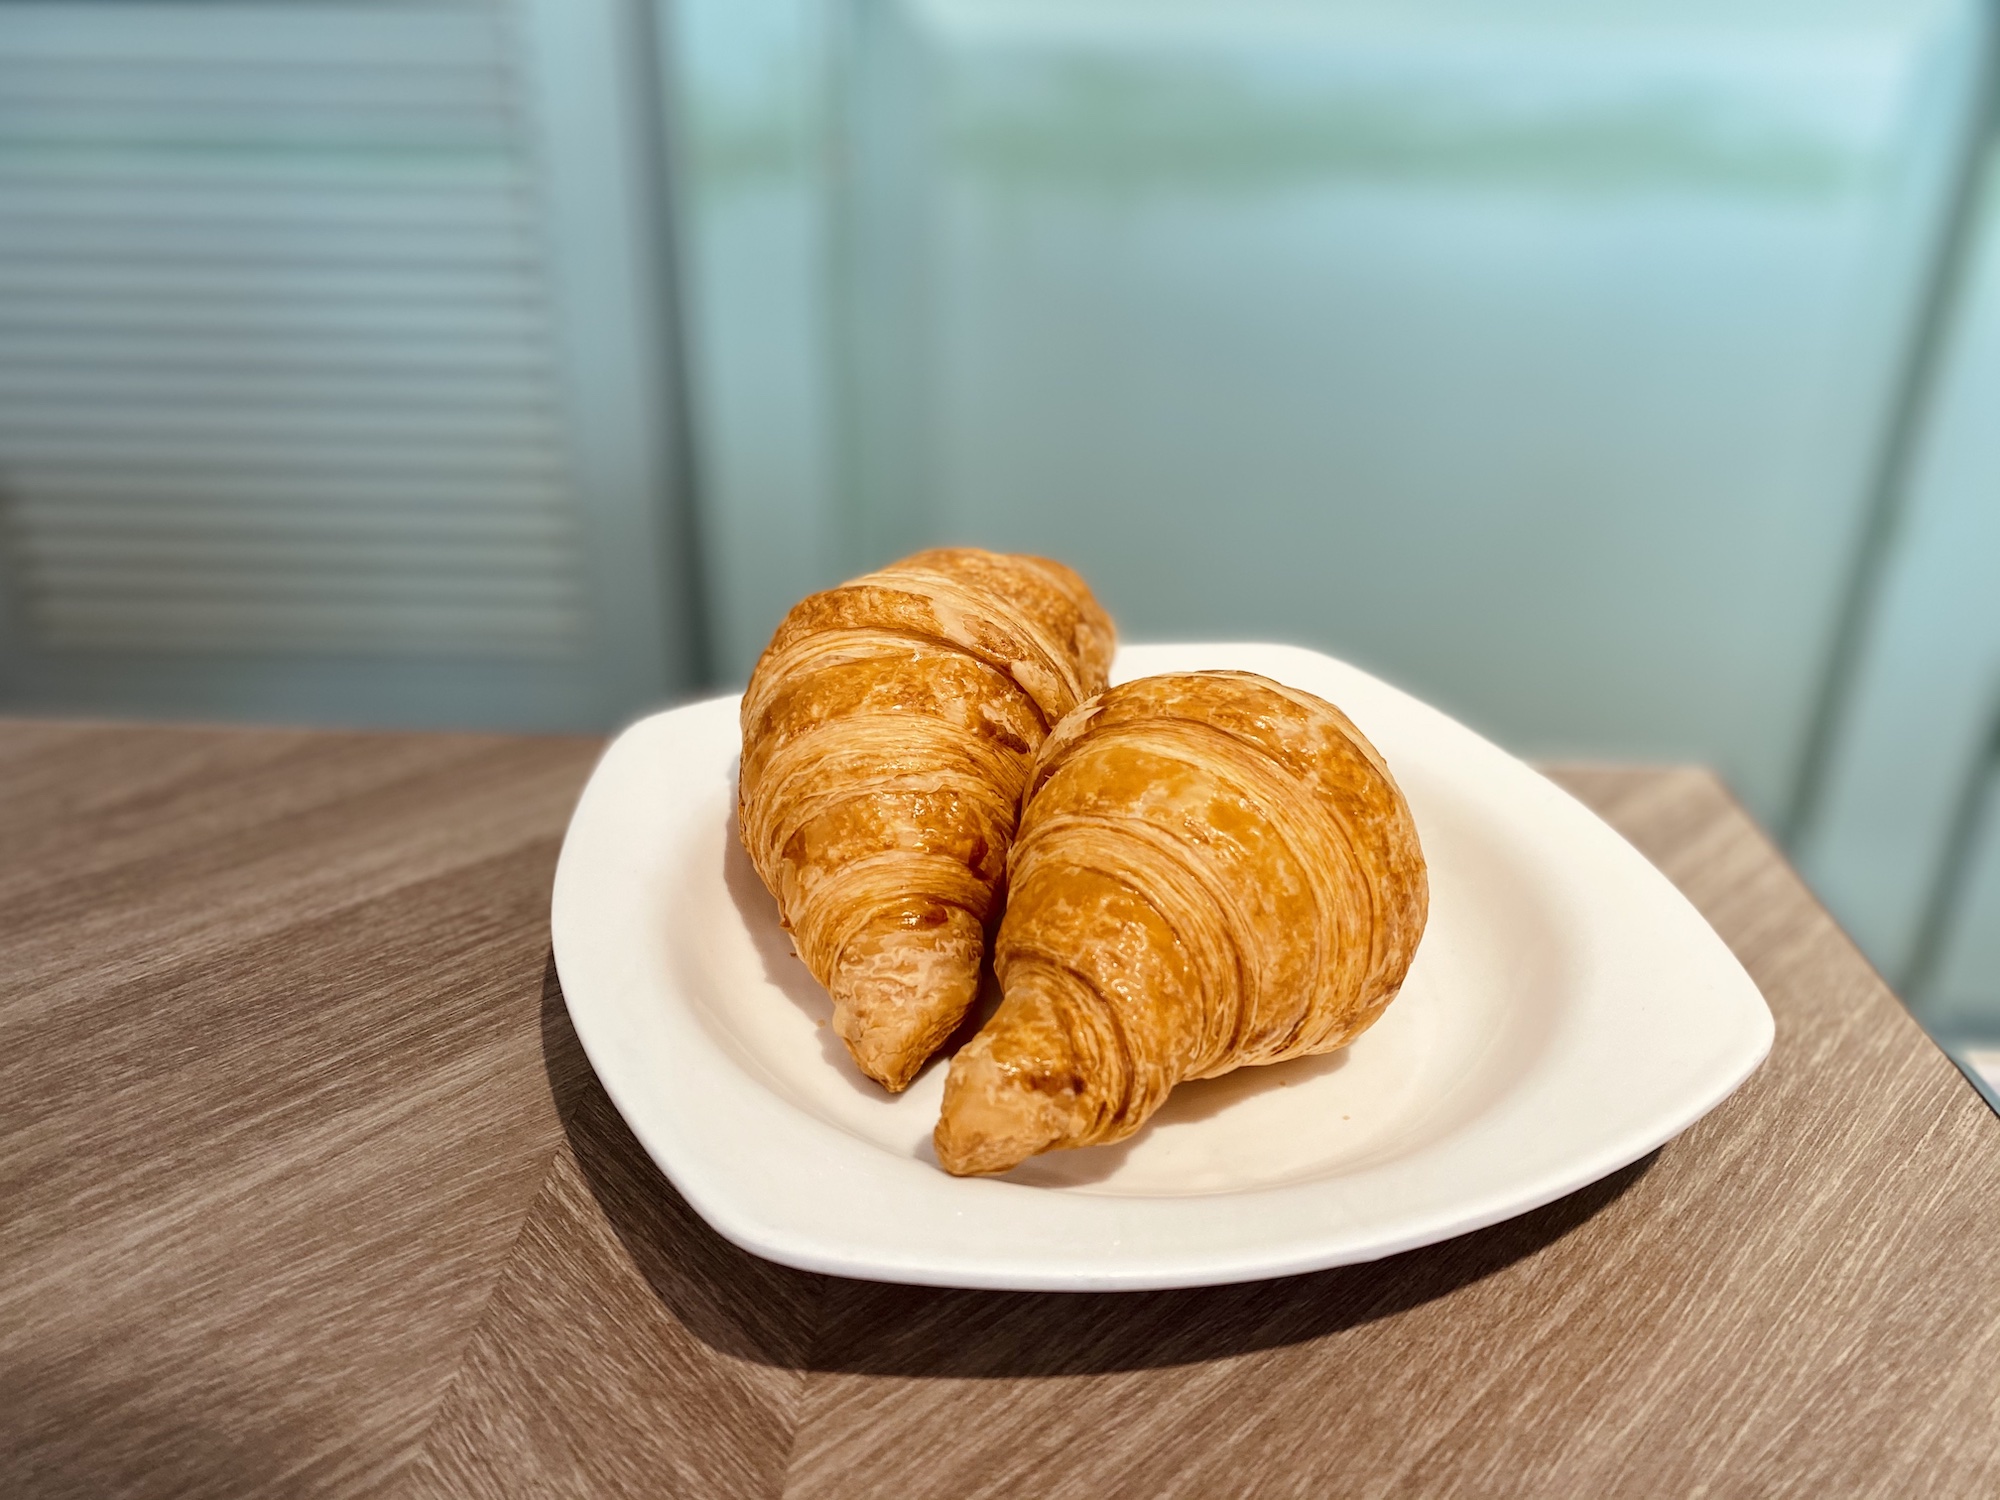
[541,955,1658,1379]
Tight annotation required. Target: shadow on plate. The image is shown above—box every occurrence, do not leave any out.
[541,955,1658,1379]
[1004,1047,1350,1188]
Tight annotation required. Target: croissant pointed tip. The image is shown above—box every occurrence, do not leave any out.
[934,1046,1073,1176]
[933,974,1094,1175]
[829,907,984,1092]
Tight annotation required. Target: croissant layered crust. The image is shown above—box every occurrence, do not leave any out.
[934,670,1428,1175]
[738,548,1115,1091]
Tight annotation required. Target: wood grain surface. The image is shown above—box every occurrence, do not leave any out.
[2,724,1997,1499]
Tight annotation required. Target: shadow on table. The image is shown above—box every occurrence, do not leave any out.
[541,957,1656,1379]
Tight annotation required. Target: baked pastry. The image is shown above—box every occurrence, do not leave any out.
[934,670,1427,1175]
[738,548,1115,1091]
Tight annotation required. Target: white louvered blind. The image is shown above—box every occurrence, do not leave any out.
[0,2,594,661]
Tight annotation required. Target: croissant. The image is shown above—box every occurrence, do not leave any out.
[738,547,1115,1091]
[934,670,1428,1175]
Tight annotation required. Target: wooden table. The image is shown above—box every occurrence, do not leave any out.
[5,721,1999,1499]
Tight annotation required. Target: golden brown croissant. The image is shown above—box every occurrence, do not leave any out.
[738,548,1115,1091]
[934,670,1428,1175]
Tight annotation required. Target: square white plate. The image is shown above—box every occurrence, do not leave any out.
[551,643,1773,1291]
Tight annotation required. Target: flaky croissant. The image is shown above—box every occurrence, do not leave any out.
[738,548,1115,1091]
[934,670,1428,1175]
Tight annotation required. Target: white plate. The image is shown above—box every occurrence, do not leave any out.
[551,643,1773,1291]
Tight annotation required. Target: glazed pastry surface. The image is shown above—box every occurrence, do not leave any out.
[738,548,1115,1091]
[934,670,1428,1175]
